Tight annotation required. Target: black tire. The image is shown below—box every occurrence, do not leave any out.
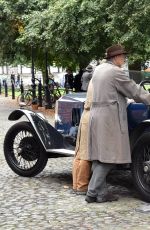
[4,121,48,177]
[17,92,32,106]
[132,132,150,202]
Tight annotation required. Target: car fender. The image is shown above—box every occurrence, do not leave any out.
[8,109,64,151]
[130,119,150,152]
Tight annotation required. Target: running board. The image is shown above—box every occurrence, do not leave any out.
[47,149,75,157]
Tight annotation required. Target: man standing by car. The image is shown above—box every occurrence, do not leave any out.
[85,44,150,203]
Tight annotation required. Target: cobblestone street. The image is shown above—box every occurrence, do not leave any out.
[0,95,150,230]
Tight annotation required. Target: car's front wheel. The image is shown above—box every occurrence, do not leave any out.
[132,132,150,202]
[4,121,48,177]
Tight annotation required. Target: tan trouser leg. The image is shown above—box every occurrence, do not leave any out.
[77,160,91,191]
[72,157,80,191]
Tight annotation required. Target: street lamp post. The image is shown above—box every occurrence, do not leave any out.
[44,50,52,109]
[31,45,37,104]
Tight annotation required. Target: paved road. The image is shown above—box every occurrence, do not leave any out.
[0,95,150,230]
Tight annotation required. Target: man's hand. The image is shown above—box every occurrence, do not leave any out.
[127,99,135,105]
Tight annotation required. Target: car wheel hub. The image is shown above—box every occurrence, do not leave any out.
[143,161,150,173]
[19,137,38,161]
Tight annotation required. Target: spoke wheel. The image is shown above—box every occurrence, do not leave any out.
[17,92,32,106]
[139,80,150,91]
[132,132,150,202]
[4,121,48,177]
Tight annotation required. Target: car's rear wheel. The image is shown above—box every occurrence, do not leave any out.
[132,132,150,202]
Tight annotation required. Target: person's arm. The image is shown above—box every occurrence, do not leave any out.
[84,80,93,109]
[114,68,150,105]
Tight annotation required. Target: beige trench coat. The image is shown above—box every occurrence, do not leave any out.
[75,80,93,160]
[88,62,150,164]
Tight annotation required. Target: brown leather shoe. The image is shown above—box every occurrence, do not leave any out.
[97,193,119,203]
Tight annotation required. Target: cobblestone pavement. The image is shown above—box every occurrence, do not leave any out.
[0,95,150,230]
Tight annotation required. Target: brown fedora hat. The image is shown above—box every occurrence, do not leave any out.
[105,44,128,59]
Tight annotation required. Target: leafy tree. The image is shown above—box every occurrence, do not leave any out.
[0,0,149,72]
[105,0,150,69]
[0,0,52,67]
[17,0,111,70]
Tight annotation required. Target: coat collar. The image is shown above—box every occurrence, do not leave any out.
[106,60,114,65]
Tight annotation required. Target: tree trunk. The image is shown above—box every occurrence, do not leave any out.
[41,69,46,84]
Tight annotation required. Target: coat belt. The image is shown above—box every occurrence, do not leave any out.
[92,101,117,107]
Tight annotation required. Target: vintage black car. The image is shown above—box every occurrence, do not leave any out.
[3,81,150,202]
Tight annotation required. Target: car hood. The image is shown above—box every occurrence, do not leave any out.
[58,92,86,103]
